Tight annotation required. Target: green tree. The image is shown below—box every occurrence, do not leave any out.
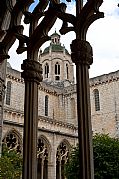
[0,145,22,179]
[65,134,119,179]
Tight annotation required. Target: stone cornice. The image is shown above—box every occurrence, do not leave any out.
[6,73,24,83]
[39,115,78,131]
[3,120,78,138]
[90,74,119,87]
[4,107,78,131]
[4,106,24,116]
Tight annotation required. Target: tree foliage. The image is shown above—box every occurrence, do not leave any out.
[0,145,22,179]
[65,134,119,179]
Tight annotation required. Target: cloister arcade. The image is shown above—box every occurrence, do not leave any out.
[2,129,72,179]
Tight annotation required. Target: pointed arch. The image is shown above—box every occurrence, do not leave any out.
[56,139,71,179]
[2,128,22,153]
[37,135,51,179]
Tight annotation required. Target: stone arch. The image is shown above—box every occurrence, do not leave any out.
[37,135,52,159]
[56,139,71,179]
[37,135,52,179]
[2,128,22,153]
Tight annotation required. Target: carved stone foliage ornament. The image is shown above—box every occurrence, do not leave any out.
[21,59,43,83]
[71,39,93,66]
[0,0,69,63]
[0,0,104,63]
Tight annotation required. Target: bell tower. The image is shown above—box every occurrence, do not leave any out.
[39,31,75,86]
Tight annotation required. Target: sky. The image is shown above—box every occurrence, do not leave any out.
[8,0,119,78]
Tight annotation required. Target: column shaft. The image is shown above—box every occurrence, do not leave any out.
[21,59,42,179]
[22,81,38,179]
[76,64,94,179]
[71,40,94,179]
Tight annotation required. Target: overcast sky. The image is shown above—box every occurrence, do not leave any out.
[9,0,119,78]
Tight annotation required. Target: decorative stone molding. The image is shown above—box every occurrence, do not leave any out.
[71,39,93,67]
[21,59,43,84]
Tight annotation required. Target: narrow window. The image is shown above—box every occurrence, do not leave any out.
[6,81,11,105]
[45,63,49,78]
[45,95,48,116]
[94,89,100,111]
[55,62,60,75]
[55,62,60,81]
[66,64,69,79]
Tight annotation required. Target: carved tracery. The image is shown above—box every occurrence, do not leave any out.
[2,131,22,153]
[56,142,69,179]
[37,138,49,179]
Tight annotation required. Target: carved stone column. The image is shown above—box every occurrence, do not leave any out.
[21,59,42,179]
[0,59,6,157]
[48,134,56,179]
[71,39,94,179]
[0,77,5,156]
[41,158,44,179]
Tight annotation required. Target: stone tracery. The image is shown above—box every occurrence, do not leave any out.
[56,141,70,179]
[2,130,22,153]
[37,137,49,179]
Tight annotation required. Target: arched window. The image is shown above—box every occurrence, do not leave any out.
[45,63,49,78]
[66,64,69,79]
[56,142,69,179]
[94,89,100,111]
[45,95,48,116]
[55,62,60,80]
[2,131,22,153]
[6,81,11,105]
[37,138,49,179]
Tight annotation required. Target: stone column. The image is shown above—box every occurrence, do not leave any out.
[21,59,42,179]
[41,158,44,179]
[48,133,57,179]
[71,39,94,179]
[0,77,5,156]
[0,59,6,156]
[59,160,61,179]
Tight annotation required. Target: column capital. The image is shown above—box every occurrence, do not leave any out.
[70,39,93,67]
[21,59,43,84]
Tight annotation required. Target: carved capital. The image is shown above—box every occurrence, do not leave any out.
[71,39,93,67]
[21,59,43,83]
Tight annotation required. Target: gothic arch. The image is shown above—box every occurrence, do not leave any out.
[2,128,22,153]
[37,135,52,158]
[57,138,71,151]
[56,139,71,179]
[37,135,52,179]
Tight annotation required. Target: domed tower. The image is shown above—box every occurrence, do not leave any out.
[39,31,74,86]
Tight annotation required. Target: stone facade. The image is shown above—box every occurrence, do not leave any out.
[2,32,119,178]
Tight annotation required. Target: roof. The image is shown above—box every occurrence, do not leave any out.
[43,44,69,54]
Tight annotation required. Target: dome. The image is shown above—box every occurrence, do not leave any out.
[43,31,69,55]
[43,44,69,54]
